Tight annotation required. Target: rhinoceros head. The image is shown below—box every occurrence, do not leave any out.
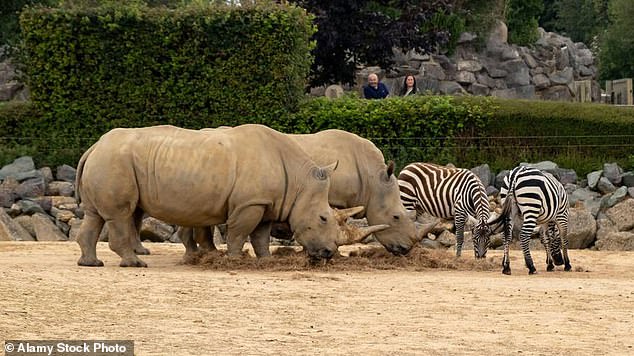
[290,162,387,261]
[365,161,437,255]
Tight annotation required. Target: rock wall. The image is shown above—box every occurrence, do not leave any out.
[352,22,600,102]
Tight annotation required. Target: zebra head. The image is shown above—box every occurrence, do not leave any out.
[542,223,565,266]
[471,221,492,259]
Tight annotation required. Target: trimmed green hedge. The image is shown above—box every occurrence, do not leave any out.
[18,1,315,156]
[1,96,633,176]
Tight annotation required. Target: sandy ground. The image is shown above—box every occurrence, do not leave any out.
[1,241,633,356]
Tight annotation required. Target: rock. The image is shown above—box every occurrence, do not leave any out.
[324,84,344,99]
[567,206,596,249]
[587,170,602,190]
[14,215,35,238]
[470,164,493,187]
[56,164,77,183]
[455,71,476,84]
[420,237,444,250]
[469,83,489,96]
[39,167,54,184]
[439,81,465,95]
[46,181,75,196]
[16,177,46,199]
[605,187,628,208]
[594,232,634,251]
[522,160,559,172]
[554,168,577,185]
[629,187,634,198]
[540,85,572,101]
[621,172,634,187]
[597,177,617,194]
[494,170,510,189]
[15,199,47,215]
[31,212,68,241]
[0,156,35,180]
[569,187,601,206]
[436,230,456,248]
[491,85,535,100]
[605,199,634,231]
[549,67,574,85]
[0,208,34,241]
[140,217,174,242]
[532,73,551,89]
[0,177,19,208]
[457,60,482,72]
[602,163,623,185]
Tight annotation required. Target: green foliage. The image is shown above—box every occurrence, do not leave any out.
[599,0,634,81]
[540,0,609,46]
[292,0,454,86]
[291,95,497,171]
[506,0,543,45]
[468,98,634,176]
[2,95,634,177]
[18,1,315,164]
[421,10,465,55]
[0,0,57,49]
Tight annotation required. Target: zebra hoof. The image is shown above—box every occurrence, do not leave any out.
[528,268,537,275]
[502,268,511,275]
[547,265,555,272]
[564,265,572,272]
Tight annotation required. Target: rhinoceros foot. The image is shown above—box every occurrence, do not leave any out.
[77,257,104,267]
[134,246,151,255]
[119,257,148,268]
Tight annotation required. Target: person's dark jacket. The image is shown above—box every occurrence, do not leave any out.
[363,82,389,99]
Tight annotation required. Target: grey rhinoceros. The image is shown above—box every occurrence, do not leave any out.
[181,129,436,257]
[75,124,379,267]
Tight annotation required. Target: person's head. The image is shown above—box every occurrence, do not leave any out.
[404,75,416,89]
[368,73,379,88]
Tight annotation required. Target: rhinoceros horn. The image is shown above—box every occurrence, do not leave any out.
[413,221,438,242]
[336,223,390,246]
[333,206,365,225]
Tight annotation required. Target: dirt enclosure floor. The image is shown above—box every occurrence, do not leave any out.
[1,241,633,356]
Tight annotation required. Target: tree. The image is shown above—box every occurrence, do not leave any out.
[292,0,453,87]
[599,0,634,81]
[505,0,543,45]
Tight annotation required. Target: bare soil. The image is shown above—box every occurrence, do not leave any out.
[1,241,633,355]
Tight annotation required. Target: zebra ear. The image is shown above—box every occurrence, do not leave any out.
[386,161,395,177]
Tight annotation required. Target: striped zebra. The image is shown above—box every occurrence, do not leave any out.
[398,162,492,258]
[490,166,571,275]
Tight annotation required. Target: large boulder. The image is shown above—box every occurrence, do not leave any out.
[567,206,596,249]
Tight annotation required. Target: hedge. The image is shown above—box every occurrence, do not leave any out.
[17,1,315,158]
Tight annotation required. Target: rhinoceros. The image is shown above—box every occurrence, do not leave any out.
[75,124,380,267]
[180,129,436,257]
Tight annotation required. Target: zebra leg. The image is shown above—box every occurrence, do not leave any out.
[558,218,572,271]
[454,210,467,258]
[519,219,537,275]
[502,217,513,275]
[542,224,555,272]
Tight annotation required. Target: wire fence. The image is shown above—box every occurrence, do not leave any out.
[1,134,633,172]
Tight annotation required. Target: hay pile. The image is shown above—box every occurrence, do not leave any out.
[183,245,499,272]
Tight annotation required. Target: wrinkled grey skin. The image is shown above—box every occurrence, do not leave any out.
[75,124,357,267]
[179,129,435,258]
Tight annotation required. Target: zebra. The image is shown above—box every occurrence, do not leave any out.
[489,166,571,275]
[398,162,492,258]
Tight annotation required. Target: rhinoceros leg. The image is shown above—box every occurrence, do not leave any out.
[225,205,266,257]
[132,208,151,255]
[77,210,105,267]
[250,222,272,258]
[107,219,147,267]
[194,226,216,252]
[178,227,198,257]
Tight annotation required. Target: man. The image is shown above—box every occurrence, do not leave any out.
[363,73,389,99]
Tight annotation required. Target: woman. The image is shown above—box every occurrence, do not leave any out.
[399,75,418,96]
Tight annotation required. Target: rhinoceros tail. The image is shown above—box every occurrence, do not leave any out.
[75,142,98,204]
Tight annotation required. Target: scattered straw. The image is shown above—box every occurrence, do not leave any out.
[185,246,500,272]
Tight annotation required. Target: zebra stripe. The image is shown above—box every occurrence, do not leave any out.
[493,166,571,275]
[398,162,492,258]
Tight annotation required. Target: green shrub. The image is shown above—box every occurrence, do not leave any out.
[18,1,314,164]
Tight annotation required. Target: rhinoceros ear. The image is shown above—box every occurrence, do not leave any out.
[386,160,395,177]
[313,161,339,180]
